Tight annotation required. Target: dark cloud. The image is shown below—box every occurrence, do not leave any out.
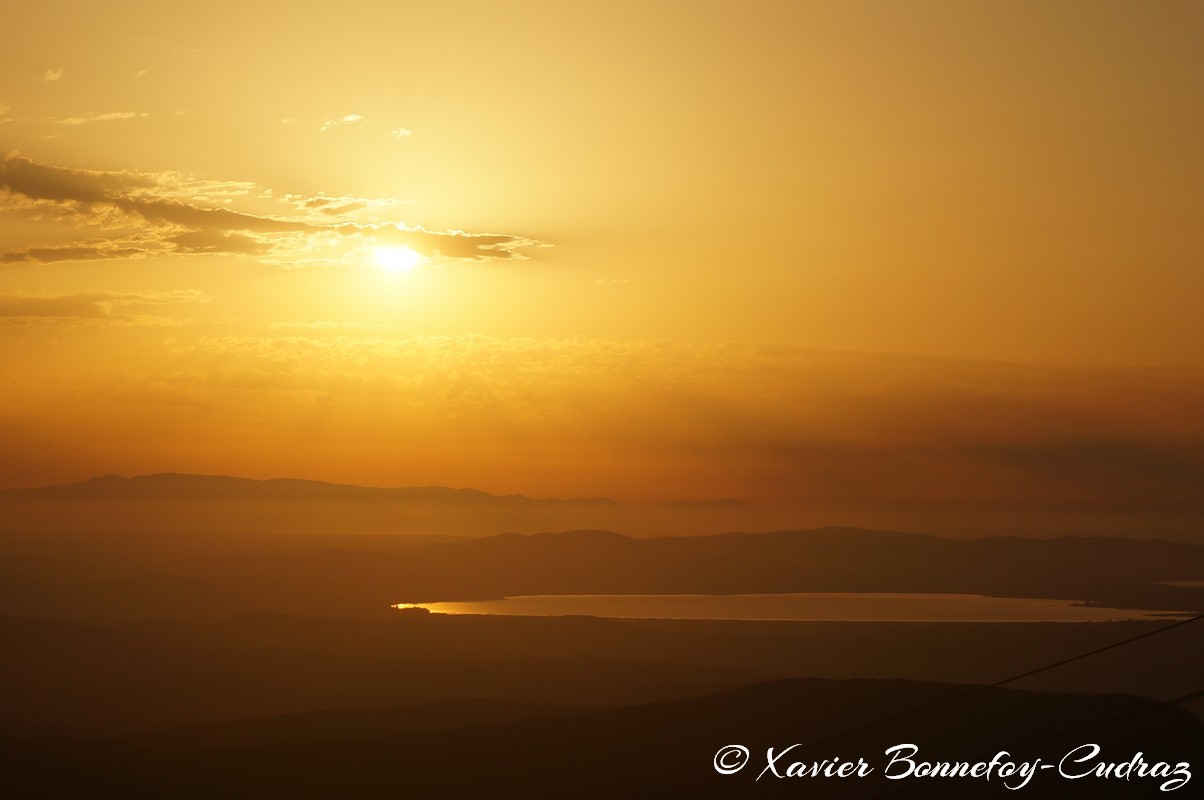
[168,230,270,255]
[0,154,545,265]
[0,242,153,264]
[120,198,309,233]
[0,155,154,204]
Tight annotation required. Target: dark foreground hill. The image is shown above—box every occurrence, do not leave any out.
[2,677,1199,799]
[4,613,1203,738]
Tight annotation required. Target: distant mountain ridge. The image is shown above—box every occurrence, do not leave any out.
[1,472,618,505]
[2,473,1203,621]
[5,472,1202,541]
[2,522,1202,620]
[0,472,757,537]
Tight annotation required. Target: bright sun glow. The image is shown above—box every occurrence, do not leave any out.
[374,245,422,273]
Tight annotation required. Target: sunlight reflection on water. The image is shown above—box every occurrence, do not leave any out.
[391,593,1192,622]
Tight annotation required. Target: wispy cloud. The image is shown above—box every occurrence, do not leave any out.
[320,114,365,132]
[0,238,161,265]
[0,154,544,266]
[57,111,148,126]
[0,289,211,326]
[269,321,390,331]
[43,68,63,83]
[280,192,400,217]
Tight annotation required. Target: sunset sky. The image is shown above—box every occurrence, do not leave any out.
[2,2,1202,528]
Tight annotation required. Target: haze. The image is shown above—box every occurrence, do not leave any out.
[1,1,1201,536]
[4,5,1204,796]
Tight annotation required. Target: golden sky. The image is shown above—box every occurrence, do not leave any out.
[2,2,1202,527]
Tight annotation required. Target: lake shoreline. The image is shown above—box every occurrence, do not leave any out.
[393,591,1196,623]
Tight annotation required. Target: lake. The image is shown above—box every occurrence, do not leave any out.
[392,592,1192,623]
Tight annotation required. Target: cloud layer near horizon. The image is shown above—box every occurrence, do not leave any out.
[4,335,1201,530]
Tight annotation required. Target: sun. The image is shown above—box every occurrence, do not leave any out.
[374,245,422,273]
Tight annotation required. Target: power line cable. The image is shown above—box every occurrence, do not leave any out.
[833,687,1204,800]
[792,613,1203,752]
[673,612,1203,798]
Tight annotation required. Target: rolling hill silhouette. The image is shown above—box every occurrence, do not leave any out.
[3,677,1199,798]
[3,473,1202,799]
